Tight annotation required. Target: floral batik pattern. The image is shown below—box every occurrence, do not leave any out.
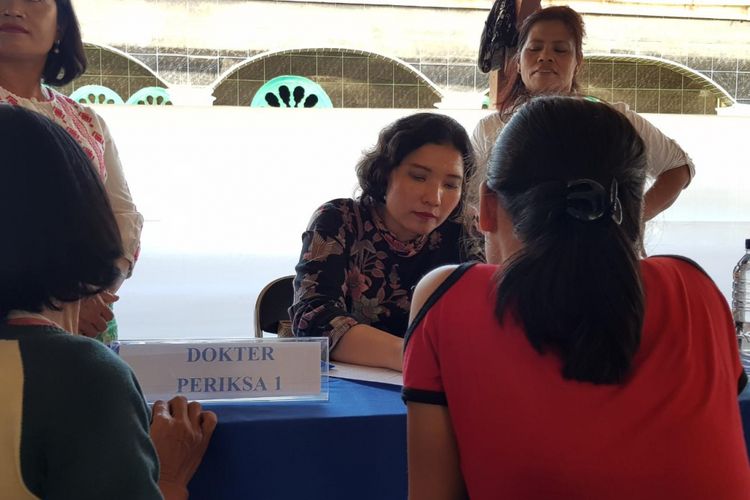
[290,197,484,350]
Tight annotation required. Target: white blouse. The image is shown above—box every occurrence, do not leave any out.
[471,101,696,186]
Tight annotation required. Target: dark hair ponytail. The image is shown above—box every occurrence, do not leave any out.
[486,96,646,384]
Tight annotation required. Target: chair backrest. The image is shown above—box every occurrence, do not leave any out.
[254,275,295,338]
[126,86,172,106]
[69,85,125,105]
[249,75,334,108]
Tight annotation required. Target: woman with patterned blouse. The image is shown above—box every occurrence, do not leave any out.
[290,113,484,371]
[0,0,142,342]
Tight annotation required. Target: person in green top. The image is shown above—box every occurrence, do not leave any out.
[0,104,216,500]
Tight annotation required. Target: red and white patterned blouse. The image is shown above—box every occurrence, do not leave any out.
[0,85,143,268]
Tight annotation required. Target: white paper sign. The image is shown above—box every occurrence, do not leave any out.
[115,338,328,402]
[329,362,403,386]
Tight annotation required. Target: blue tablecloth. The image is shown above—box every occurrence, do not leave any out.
[190,378,750,500]
[189,377,407,500]
[740,384,750,455]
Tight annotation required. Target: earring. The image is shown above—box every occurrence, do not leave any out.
[52,40,60,54]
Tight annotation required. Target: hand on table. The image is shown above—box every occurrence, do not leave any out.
[77,291,118,337]
[330,324,404,372]
[151,396,218,500]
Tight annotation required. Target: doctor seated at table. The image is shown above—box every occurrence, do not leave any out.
[290,113,484,371]
[403,96,750,500]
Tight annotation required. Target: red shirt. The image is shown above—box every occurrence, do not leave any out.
[403,257,750,499]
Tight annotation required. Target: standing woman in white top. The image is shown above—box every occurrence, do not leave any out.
[471,6,694,221]
[0,0,143,341]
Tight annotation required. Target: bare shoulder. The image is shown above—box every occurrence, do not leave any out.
[408,265,461,323]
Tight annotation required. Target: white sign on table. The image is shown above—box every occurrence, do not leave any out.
[329,362,403,386]
[114,337,329,402]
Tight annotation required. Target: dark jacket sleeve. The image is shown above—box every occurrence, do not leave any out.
[290,200,360,350]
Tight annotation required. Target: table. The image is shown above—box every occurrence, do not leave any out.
[189,379,750,500]
[740,384,750,456]
[189,378,407,500]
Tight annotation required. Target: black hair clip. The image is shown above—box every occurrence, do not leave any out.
[609,178,623,225]
[565,179,607,222]
[565,178,623,225]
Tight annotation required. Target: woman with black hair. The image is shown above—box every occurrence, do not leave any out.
[0,105,215,500]
[0,0,142,341]
[291,112,484,371]
[403,97,749,499]
[471,6,694,221]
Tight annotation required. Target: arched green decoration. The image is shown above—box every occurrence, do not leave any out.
[127,86,172,105]
[70,85,124,105]
[250,75,333,108]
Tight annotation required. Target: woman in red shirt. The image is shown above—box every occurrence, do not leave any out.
[403,96,749,499]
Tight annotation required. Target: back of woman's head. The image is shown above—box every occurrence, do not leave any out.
[486,96,646,384]
[356,112,476,222]
[0,106,122,318]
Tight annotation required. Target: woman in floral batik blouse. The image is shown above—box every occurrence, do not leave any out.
[290,113,484,371]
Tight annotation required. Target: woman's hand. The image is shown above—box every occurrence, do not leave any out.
[150,396,218,500]
[77,291,118,337]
